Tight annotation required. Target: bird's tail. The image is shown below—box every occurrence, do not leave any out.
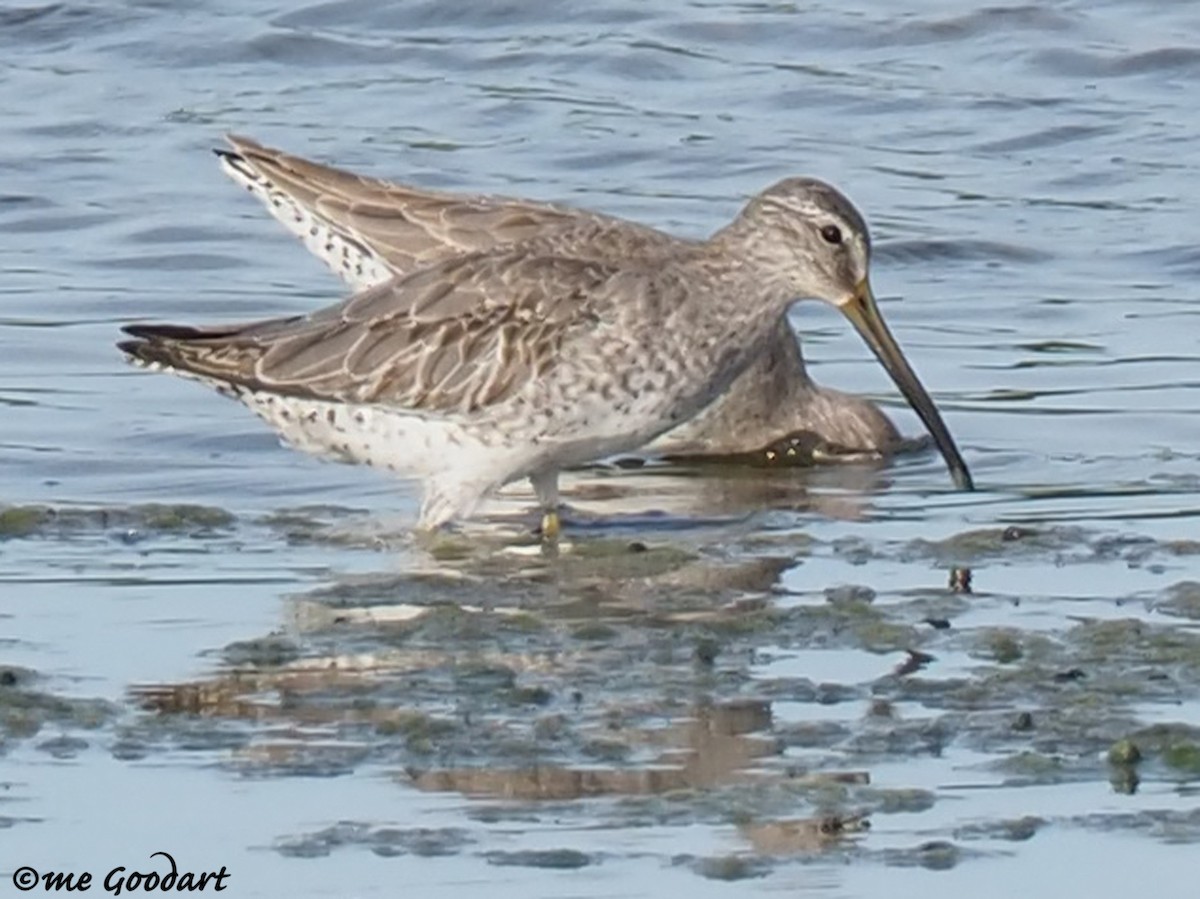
[118,322,268,391]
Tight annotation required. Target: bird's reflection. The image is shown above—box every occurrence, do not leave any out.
[480,433,910,533]
[129,520,889,855]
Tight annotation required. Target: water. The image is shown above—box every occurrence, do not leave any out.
[3,1,1199,896]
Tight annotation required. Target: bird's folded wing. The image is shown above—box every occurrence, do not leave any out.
[122,250,616,414]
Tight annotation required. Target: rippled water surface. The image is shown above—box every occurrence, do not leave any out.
[3,1,1199,896]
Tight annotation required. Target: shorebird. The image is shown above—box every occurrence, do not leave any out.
[213,137,899,459]
[119,136,973,535]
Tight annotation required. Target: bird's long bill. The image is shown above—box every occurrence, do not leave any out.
[838,280,974,491]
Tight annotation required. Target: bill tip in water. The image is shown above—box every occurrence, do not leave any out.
[951,464,975,492]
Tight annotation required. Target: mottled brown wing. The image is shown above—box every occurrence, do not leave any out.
[121,250,615,414]
[221,134,597,279]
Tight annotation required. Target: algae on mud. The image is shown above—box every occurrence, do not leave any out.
[7,501,1200,878]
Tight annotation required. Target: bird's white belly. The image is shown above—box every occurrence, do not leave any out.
[239,391,497,479]
[511,382,689,474]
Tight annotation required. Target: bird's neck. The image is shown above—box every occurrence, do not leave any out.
[704,220,798,312]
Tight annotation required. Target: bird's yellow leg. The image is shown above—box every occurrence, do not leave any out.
[530,470,562,543]
[540,508,561,543]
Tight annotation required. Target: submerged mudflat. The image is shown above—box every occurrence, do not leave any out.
[5,487,1199,890]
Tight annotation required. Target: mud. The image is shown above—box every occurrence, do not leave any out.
[4,502,1197,877]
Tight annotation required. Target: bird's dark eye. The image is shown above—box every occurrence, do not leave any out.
[820,224,843,245]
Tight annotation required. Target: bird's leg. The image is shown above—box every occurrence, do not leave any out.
[418,475,487,532]
[530,469,561,542]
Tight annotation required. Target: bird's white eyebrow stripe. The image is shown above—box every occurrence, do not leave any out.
[760,196,827,218]
[757,196,860,233]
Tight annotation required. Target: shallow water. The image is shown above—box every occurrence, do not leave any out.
[3,1,1199,896]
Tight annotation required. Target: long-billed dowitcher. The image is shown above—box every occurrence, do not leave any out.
[119,136,972,534]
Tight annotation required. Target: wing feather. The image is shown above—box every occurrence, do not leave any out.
[121,249,614,415]
[221,134,592,281]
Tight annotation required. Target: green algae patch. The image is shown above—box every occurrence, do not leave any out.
[0,672,117,743]
[221,636,302,668]
[993,816,1043,842]
[561,538,696,579]
[881,839,965,870]
[903,525,1088,566]
[581,737,631,763]
[850,618,918,653]
[793,596,923,653]
[1066,616,1200,676]
[1159,581,1200,620]
[688,854,771,881]
[485,849,592,869]
[824,584,876,606]
[425,531,479,561]
[860,787,936,814]
[1163,743,1200,776]
[455,662,517,692]
[993,751,1067,780]
[571,622,620,642]
[955,815,1044,842]
[696,607,780,637]
[1124,724,1200,776]
[416,532,700,585]
[136,503,235,531]
[376,711,460,754]
[1107,738,1142,766]
[502,611,548,633]
[0,502,235,540]
[506,685,554,707]
[975,628,1024,663]
[260,505,367,543]
[275,823,474,859]
[0,505,52,538]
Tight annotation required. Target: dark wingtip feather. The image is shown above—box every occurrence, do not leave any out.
[117,334,175,369]
[117,337,145,356]
[122,322,217,341]
[218,134,269,166]
[118,322,243,371]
